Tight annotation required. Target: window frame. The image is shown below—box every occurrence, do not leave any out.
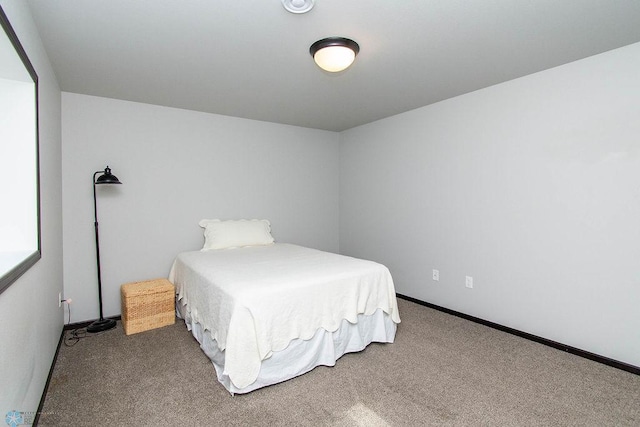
[0,5,41,295]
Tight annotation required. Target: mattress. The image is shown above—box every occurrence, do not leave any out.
[169,243,401,393]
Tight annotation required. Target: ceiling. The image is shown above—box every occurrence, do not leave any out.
[26,0,640,132]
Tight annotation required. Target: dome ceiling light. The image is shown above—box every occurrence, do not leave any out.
[282,0,314,14]
[309,37,360,73]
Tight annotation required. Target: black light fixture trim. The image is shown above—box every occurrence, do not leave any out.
[87,166,122,333]
[309,37,360,58]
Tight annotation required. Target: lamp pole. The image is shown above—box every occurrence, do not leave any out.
[87,166,121,333]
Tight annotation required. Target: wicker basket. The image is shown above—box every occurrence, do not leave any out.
[121,278,175,335]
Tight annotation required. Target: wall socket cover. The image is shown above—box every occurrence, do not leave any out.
[432,269,439,281]
[465,276,473,288]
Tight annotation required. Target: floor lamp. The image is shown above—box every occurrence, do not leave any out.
[87,166,122,333]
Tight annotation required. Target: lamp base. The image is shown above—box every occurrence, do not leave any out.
[87,318,117,333]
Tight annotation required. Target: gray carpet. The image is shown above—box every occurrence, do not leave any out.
[39,298,640,426]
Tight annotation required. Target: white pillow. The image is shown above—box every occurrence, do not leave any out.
[199,219,275,250]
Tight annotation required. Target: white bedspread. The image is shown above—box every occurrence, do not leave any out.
[168,243,401,389]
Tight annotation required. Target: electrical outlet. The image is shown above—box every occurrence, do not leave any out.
[58,292,62,308]
[432,269,439,281]
[465,276,473,289]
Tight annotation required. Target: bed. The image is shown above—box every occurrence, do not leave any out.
[168,219,401,394]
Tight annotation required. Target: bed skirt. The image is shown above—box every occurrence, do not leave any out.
[177,300,397,394]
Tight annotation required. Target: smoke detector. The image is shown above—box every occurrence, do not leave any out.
[282,0,314,14]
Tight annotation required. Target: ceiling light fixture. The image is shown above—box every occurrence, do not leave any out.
[282,0,314,14]
[309,37,360,73]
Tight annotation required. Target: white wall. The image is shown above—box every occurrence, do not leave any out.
[62,93,340,322]
[340,43,640,367]
[0,0,63,416]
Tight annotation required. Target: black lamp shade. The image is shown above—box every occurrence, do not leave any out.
[95,166,122,185]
